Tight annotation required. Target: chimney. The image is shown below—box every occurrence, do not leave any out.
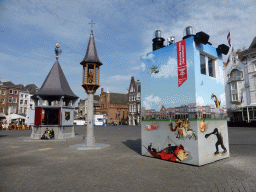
[183,26,195,40]
[152,30,165,51]
[101,88,104,94]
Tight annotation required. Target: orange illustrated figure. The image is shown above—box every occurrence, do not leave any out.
[211,93,221,108]
[199,120,206,132]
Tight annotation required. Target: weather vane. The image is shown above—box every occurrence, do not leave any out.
[55,43,62,60]
[89,21,95,29]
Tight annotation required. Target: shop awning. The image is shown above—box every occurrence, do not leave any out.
[0,113,6,118]
[9,114,26,119]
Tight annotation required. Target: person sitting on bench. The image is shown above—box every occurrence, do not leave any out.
[49,128,54,139]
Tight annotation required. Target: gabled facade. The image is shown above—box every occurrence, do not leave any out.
[128,76,141,125]
[3,82,20,118]
[0,81,7,123]
[224,37,256,123]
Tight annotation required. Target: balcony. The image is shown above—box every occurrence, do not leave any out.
[228,76,243,82]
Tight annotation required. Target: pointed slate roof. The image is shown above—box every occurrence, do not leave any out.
[80,29,102,65]
[35,60,78,99]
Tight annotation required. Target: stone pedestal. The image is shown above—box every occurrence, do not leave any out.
[69,92,110,150]
[31,125,75,139]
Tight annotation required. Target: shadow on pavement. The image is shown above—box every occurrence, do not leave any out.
[0,135,8,138]
[122,139,141,155]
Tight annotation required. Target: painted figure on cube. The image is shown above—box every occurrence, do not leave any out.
[205,128,227,156]
[144,122,158,131]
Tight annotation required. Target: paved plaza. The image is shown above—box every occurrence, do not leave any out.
[0,125,255,192]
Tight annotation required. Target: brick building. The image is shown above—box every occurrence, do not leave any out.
[4,81,19,116]
[160,105,167,119]
[98,88,128,125]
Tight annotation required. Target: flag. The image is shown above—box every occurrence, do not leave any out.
[227,32,231,47]
[177,39,187,87]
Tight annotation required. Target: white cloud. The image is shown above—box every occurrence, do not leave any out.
[143,94,161,110]
[216,65,224,85]
[152,57,177,78]
[220,93,226,105]
[108,75,131,81]
[141,62,146,71]
[141,53,155,61]
[196,96,205,106]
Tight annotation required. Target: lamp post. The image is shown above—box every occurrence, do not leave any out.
[70,21,109,150]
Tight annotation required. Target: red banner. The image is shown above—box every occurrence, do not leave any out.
[177,39,187,87]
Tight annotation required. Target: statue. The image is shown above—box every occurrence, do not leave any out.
[88,70,93,83]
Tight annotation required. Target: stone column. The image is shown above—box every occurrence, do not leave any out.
[86,92,95,146]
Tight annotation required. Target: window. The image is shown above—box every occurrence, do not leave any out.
[231,83,237,90]
[14,90,18,95]
[20,100,23,105]
[2,90,5,95]
[253,76,256,90]
[200,54,206,75]
[230,69,243,80]
[8,106,17,114]
[25,95,28,98]
[25,100,28,105]
[20,107,23,113]
[1,99,5,104]
[9,97,12,103]
[0,107,4,113]
[232,94,238,101]
[9,89,13,94]
[208,57,214,77]
[21,94,24,98]
[200,53,217,77]
[13,97,17,103]
[138,85,141,92]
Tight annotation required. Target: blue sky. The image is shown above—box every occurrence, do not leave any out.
[0,0,255,104]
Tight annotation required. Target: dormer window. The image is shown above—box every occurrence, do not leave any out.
[200,53,218,78]
[230,69,243,81]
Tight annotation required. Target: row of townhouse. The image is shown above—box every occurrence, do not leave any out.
[141,103,226,120]
[0,81,38,124]
[77,76,141,125]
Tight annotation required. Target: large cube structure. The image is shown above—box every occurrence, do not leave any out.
[141,34,229,166]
